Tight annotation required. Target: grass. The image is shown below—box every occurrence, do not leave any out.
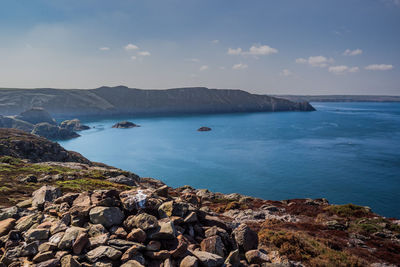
[258,228,364,267]
[56,178,131,192]
[324,204,370,218]
[349,217,400,235]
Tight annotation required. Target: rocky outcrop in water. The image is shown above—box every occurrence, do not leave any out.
[198,127,211,132]
[60,119,90,131]
[112,121,140,129]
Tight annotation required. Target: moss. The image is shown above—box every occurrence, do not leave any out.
[0,156,23,165]
[324,204,370,218]
[56,178,131,192]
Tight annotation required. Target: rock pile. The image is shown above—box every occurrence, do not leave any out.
[0,183,291,267]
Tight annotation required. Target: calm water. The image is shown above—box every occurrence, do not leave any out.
[58,102,400,218]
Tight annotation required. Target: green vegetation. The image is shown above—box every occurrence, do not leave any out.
[324,204,370,218]
[350,217,400,235]
[0,156,23,165]
[258,228,364,266]
[56,178,131,192]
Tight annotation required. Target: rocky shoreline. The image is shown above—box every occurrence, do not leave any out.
[0,129,399,267]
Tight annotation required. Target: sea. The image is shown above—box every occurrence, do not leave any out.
[58,102,400,218]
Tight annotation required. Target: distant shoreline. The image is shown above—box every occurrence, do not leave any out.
[272,95,400,103]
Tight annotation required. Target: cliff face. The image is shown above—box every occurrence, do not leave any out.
[0,86,315,117]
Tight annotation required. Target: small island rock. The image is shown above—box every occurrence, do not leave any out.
[60,119,90,131]
[198,126,211,131]
[112,121,140,128]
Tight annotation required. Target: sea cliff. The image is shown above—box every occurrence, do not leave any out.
[0,87,315,118]
[0,129,398,267]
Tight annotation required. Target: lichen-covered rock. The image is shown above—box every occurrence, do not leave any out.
[86,245,122,262]
[32,186,62,209]
[245,249,270,264]
[232,223,258,252]
[58,227,86,250]
[191,250,224,267]
[89,206,124,228]
[200,235,225,257]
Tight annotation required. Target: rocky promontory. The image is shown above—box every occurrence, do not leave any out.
[0,129,399,267]
[112,121,140,129]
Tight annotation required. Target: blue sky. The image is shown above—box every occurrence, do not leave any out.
[0,0,399,95]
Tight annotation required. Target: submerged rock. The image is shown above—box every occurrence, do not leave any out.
[112,121,140,128]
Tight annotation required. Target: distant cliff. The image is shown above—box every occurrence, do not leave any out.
[0,86,315,117]
[273,94,400,103]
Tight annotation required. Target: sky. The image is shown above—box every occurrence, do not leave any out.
[0,0,399,95]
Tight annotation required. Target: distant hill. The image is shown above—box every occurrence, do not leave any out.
[0,86,314,117]
[273,95,400,103]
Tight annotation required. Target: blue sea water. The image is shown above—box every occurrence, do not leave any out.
[58,102,400,218]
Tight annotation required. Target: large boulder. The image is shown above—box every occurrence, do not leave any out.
[32,122,80,140]
[89,206,124,228]
[16,108,56,125]
[232,224,258,252]
[60,119,90,131]
[32,186,62,209]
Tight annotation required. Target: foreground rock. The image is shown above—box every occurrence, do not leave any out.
[112,121,140,128]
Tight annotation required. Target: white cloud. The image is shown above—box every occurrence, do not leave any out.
[131,56,137,60]
[329,65,359,74]
[227,44,278,56]
[365,64,393,71]
[247,45,278,55]
[280,69,292,76]
[232,63,248,70]
[343,49,363,56]
[295,58,307,64]
[99,47,110,51]
[211,40,219,44]
[227,48,242,55]
[199,65,208,71]
[296,56,334,67]
[124,43,139,51]
[138,51,151,56]
[349,67,359,73]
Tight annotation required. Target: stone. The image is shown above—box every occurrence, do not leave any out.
[86,246,122,262]
[245,250,270,264]
[149,221,176,240]
[60,254,81,267]
[32,186,62,209]
[72,231,89,254]
[180,256,199,267]
[0,218,16,236]
[58,226,86,250]
[15,213,43,232]
[129,213,158,230]
[88,224,108,237]
[19,241,39,256]
[171,235,188,258]
[38,242,58,253]
[55,193,80,205]
[121,260,145,267]
[158,201,188,218]
[89,206,124,228]
[36,259,60,267]
[127,228,147,243]
[49,231,65,245]
[224,249,240,266]
[200,235,225,257]
[88,233,109,249]
[107,239,142,251]
[111,226,128,239]
[144,250,170,260]
[191,250,224,267]
[146,240,161,252]
[183,212,198,223]
[33,251,55,263]
[25,228,49,242]
[0,206,18,221]
[233,224,258,252]
[121,245,146,262]
[20,174,37,183]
